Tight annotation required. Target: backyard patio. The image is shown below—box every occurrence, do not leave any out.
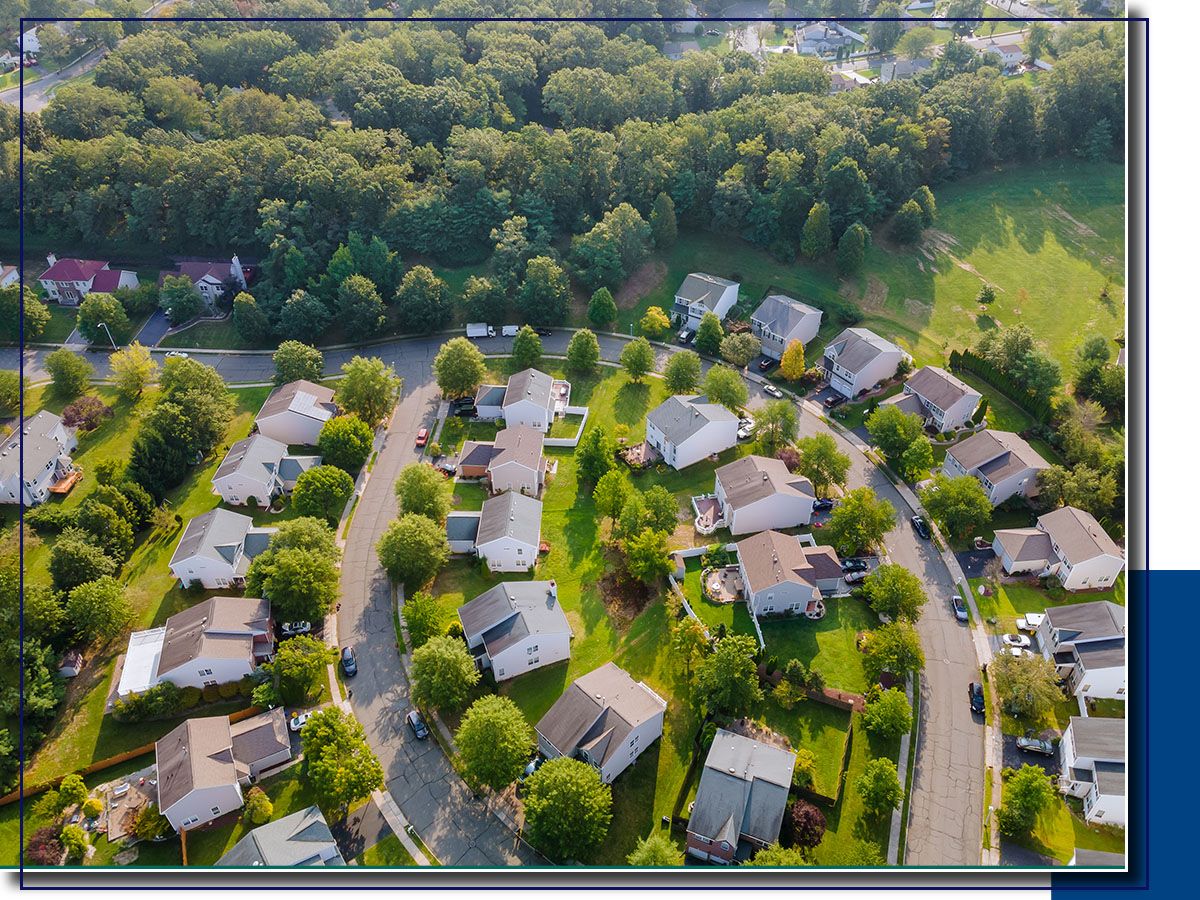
[703,565,743,604]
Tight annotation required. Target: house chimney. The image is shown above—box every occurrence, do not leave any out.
[46,253,56,268]
[231,254,247,289]
[548,580,557,600]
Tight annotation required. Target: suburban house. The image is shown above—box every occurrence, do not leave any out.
[535,663,667,784]
[159,256,250,311]
[645,394,739,470]
[474,368,571,433]
[672,273,740,328]
[686,728,797,864]
[1036,600,1126,700]
[217,806,345,867]
[168,509,277,590]
[37,254,139,305]
[973,39,1025,68]
[879,57,932,83]
[822,328,907,399]
[156,709,293,832]
[212,433,321,507]
[458,425,546,496]
[829,70,871,92]
[881,366,981,432]
[116,596,274,698]
[942,429,1050,505]
[0,263,17,288]
[254,380,338,446]
[994,506,1126,592]
[736,530,843,618]
[749,295,823,360]
[793,21,864,55]
[0,410,78,506]
[457,581,571,681]
[701,455,817,535]
[1059,716,1126,826]
[475,490,543,572]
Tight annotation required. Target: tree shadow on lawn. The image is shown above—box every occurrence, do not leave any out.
[502,658,570,724]
[561,504,600,567]
[597,740,663,865]
[614,381,651,428]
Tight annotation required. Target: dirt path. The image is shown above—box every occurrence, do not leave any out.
[615,259,667,309]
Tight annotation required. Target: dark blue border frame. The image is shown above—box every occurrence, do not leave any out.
[13,9,1148,892]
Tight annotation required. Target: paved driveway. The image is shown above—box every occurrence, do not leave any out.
[134,310,173,347]
[331,797,391,861]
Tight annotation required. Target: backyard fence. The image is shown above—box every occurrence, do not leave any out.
[542,405,590,448]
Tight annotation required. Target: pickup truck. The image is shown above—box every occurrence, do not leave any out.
[466,323,495,339]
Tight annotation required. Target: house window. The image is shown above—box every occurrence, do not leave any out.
[1117,688,1125,695]
[182,816,199,827]
[210,807,221,816]
[497,668,505,677]
[527,645,539,654]
[203,680,218,687]
[199,668,213,676]
[527,656,539,666]
[517,548,523,555]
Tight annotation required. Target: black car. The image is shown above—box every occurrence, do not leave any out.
[969,682,985,714]
[449,398,476,417]
[535,327,553,336]
[406,709,430,740]
[812,498,835,513]
[757,356,776,372]
[823,394,846,409]
[340,645,358,677]
[1016,735,1055,756]
[910,515,931,540]
[841,558,869,573]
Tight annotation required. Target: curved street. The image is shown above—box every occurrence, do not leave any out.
[3,328,983,866]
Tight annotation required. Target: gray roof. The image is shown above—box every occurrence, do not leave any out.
[474,384,507,408]
[156,596,270,677]
[0,409,71,481]
[503,368,553,411]
[476,491,542,548]
[217,806,344,867]
[457,581,569,654]
[947,430,1050,480]
[257,380,336,427]
[1073,849,1125,867]
[716,455,814,511]
[1038,506,1123,565]
[823,328,903,375]
[278,455,320,482]
[646,395,738,445]
[688,729,796,847]
[736,530,831,595]
[676,273,738,309]
[460,440,497,469]
[881,391,926,417]
[170,508,254,569]
[902,366,979,413]
[993,527,1053,563]
[750,295,821,339]
[1075,638,1125,671]
[1068,716,1125,763]
[445,513,480,543]
[1094,760,1126,797]
[1045,601,1124,644]
[215,434,288,484]
[536,663,665,766]
[156,716,237,813]
[490,425,543,473]
[229,707,290,776]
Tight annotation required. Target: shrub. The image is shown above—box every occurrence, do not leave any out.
[218,681,240,699]
[25,826,64,866]
[82,798,104,819]
[26,504,77,535]
[179,686,202,709]
[201,684,221,703]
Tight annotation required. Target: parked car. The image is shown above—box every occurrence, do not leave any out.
[841,558,869,573]
[910,515,931,540]
[813,498,835,513]
[164,351,189,359]
[1007,647,1031,658]
[705,29,720,36]
[762,383,784,399]
[436,461,457,477]
[449,397,476,417]
[519,755,545,784]
[757,356,776,372]
[843,570,867,585]
[677,328,695,345]
[534,327,553,336]
[406,709,430,740]
[1016,735,1055,756]
[823,394,846,409]
[289,712,311,733]
[737,424,754,441]
[415,427,429,447]
[1002,633,1032,649]
[501,325,520,337]
[280,621,311,637]
[969,682,985,714]
[951,595,968,622]
[340,645,358,677]
[1016,613,1045,633]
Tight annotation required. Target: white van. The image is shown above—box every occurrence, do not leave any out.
[501,325,520,337]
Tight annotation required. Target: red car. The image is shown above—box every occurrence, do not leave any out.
[415,427,429,447]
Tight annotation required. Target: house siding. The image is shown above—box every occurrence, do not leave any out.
[727,493,815,535]
[488,460,540,496]
[823,349,903,399]
[163,783,245,832]
[503,399,551,432]
[668,421,739,470]
[256,412,324,446]
[476,536,538,572]
[488,631,570,682]
[158,656,257,691]
[1059,554,1125,592]
[170,555,240,590]
[598,710,665,784]
[213,472,278,507]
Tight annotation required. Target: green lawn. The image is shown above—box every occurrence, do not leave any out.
[38,304,79,344]
[1013,795,1126,865]
[812,716,901,865]
[21,383,271,786]
[357,833,416,867]
[761,701,851,799]
[548,413,586,439]
[451,480,488,512]
[758,597,878,695]
[159,319,268,351]
[971,575,1126,636]
[830,384,903,432]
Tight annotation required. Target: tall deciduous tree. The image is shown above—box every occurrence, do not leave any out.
[511,326,543,370]
[919,473,992,538]
[376,513,450,588]
[779,340,806,381]
[694,312,724,357]
[754,399,799,456]
[855,758,902,818]
[456,695,535,792]
[695,634,762,714]
[335,356,402,426]
[410,635,480,711]
[861,563,928,623]
[649,192,678,248]
[395,462,452,523]
[338,274,387,341]
[318,414,374,473]
[720,332,762,368]
[593,469,631,524]
[291,465,355,525]
[401,590,444,650]
[862,687,913,737]
[66,576,131,644]
[433,337,487,400]
[620,337,656,381]
[992,652,1062,719]
[825,486,895,555]
[861,622,925,681]
[77,293,130,345]
[574,425,617,485]
[623,528,672,584]
[44,349,92,400]
[566,328,600,373]
[801,201,832,258]
[998,765,1055,837]
[300,708,385,812]
[265,634,337,705]
[395,266,451,334]
[663,350,701,394]
[639,306,670,338]
[866,404,924,463]
[523,757,613,863]
[273,340,324,385]
[702,365,748,411]
[520,256,570,325]
[109,342,157,399]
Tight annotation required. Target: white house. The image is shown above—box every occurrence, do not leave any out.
[706,455,816,535]
[0,410,78,507]
[255,380,338,446]
[168,509,277,590]
[672,273,740,328]
[156,709,292,832]
[18,27,39,56]
[794,21,865,56]
[968,37,1026,68]
[473,369,572,433]
[994,507,1125,592]
[217,806,345,867]
[160,256,249,311]
[1036,601,1125,700]
[822,328,906,399]
[942,429,1050,506]
[750,295,823,360]
[645,395,739,470]
[116,596,274,698]
[475,490,542,572]
[212,433,320,507]
[0,263,18,288]
[1059,716,1125,827]
[736,530,844,618]
[536,663,667,784]
[37,254,139,306]
[487,426,546,496]
[881,366,981,432]
[457,581,572,682]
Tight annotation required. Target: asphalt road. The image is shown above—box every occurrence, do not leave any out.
[5,327,984,866]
